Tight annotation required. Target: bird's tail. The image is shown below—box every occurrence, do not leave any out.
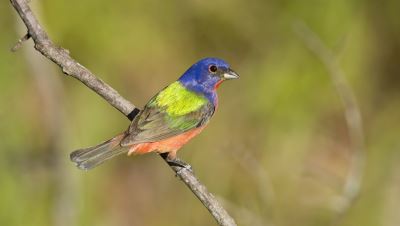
[70,133,128,170]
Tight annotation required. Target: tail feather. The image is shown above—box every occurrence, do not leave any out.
[70,133,127,170]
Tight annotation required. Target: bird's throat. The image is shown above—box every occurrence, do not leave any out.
[214,80,224,89]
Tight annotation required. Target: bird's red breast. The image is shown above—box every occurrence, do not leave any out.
[128,126,205,158]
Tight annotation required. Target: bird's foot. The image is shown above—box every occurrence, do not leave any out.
[160,153,194,175]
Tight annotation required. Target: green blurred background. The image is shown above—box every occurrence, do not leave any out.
[1,0,399,225]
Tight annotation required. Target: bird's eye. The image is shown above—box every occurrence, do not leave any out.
[209,65,218,73]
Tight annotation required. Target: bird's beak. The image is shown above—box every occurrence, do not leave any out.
[223,68,239,80]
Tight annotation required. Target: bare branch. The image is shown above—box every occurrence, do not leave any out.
[170,163,237,226]
[294,21,365,218]
[10,0,237,225]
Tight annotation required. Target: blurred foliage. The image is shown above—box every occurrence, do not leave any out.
[1,0,400,226]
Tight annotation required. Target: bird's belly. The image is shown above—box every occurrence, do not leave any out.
[128,127,205,155]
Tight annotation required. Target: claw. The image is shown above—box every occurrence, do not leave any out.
[159,153,194,175]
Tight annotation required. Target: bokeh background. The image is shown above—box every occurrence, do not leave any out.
[1,0,399,226]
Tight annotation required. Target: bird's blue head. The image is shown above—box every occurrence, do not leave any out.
[178,57,239,104]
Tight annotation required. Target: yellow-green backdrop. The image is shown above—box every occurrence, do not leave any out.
[1,0,399,226]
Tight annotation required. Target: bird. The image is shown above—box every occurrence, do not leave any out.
[70,57,239,170]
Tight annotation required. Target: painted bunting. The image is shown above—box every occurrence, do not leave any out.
[70,58,239,170]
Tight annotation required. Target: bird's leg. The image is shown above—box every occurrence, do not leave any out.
[160,152,193,174]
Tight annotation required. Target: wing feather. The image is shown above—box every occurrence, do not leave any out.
[121,100,214,146]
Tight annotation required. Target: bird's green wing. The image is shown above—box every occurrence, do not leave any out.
[120,82,215,146]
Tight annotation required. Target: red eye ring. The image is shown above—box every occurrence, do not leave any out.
[209,65,218,73]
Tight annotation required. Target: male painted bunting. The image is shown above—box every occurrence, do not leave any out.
[70,58,239,170]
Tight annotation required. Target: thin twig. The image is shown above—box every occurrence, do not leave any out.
[294,21,365,217]
[10,0,237,225]
[11,32,30,52]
